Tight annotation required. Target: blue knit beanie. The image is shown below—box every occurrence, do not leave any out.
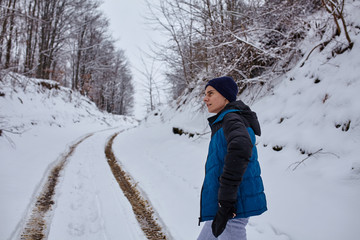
[205,76,238,102]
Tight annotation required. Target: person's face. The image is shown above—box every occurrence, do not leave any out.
[203,86,229,114]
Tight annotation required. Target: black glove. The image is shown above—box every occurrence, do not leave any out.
[211,201,236,237]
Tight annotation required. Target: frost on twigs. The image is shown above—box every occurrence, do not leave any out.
[288,148,340,171]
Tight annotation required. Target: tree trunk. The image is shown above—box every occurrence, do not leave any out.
[5,0,17,69]
[0,0,13,66]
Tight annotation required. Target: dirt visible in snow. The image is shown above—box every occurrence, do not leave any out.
[105,132,167,240]
[19,131,167,240]
[20,134,93,240]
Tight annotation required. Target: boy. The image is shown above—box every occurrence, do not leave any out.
[198,76,267,239]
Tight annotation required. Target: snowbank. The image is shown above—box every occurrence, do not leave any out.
[0,73,137,239]
[1,2,360,239]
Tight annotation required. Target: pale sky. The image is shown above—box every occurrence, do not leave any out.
[100,0,165,119]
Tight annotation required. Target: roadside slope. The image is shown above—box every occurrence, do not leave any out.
[0,72,137,240]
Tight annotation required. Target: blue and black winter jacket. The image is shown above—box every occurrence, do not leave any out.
[199,100,267,223]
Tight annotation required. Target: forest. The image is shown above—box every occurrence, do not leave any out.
[0,1,359,239]
[0,0,353,113]
[146,0,353,100]
[0,0,134,115]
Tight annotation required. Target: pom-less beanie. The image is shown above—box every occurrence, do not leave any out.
[205,76,238,102]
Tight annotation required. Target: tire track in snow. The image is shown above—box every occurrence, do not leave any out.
[19,133,93,240]
[105,132,167,240]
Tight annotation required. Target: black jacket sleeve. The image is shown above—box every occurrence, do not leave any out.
[218,112,253,202]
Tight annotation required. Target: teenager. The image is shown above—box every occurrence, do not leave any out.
[198,76,267,239]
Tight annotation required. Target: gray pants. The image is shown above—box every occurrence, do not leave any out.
[197,218,249,240]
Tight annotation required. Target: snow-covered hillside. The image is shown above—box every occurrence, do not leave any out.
[0,73,136,130]
[112,2,360,239]
[1,2,360,240]
[0,73,139,239]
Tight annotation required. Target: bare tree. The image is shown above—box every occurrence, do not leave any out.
[0,0,136,115]
[146,0,324,98]
[108,50,134,115]
[138,56,163,112]
[321,0,353,49]
[24,0,41,75]
[0,0,18,69]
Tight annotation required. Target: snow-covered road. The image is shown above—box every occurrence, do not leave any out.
[46,128,146,240]
[14,127,167,240]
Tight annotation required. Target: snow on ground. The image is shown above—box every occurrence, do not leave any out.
[112,111,209,240]
[0,74,138,239]
[1,2,360,240]
[47,128,146,240]
[111,3,360,239]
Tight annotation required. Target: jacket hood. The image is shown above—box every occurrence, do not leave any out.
[222,100,261,136]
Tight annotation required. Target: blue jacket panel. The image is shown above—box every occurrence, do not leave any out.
[200,102,267,222]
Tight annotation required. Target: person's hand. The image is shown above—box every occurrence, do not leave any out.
[211,201,236,237]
